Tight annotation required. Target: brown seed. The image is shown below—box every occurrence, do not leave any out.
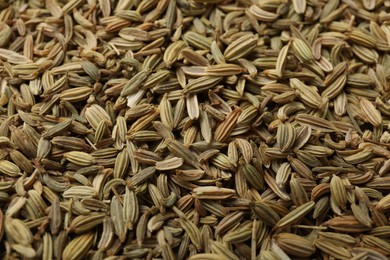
[62,232,94,260]
[192,186,235,200]
[275,233,315,257]
[250,201,280,227]
[214,108,241,142]
[275,201,315,229]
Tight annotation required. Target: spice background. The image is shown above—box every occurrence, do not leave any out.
[0,0,390,259]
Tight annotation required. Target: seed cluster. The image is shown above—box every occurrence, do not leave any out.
[0,0,390,259]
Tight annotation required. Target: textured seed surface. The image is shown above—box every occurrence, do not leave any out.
[0,0,390,259]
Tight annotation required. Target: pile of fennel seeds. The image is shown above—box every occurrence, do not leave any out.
[0,0,390,259]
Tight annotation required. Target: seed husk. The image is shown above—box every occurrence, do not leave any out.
[192,186,235,200]
[275,233,315,257]
[315,238,352,259]
[63,151,96,166]
[62,232,94,260]
[251,201,280,227]
[275,201,315,229]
